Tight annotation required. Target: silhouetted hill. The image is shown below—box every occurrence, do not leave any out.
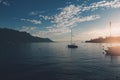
[0,28,53,44]
[86,37,120,43]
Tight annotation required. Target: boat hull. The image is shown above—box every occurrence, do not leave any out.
[68,45,78,48]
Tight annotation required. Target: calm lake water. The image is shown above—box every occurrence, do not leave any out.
[0,42,120,80]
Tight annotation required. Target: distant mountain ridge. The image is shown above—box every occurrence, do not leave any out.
[0,28,53,44]
[86,37,120,43]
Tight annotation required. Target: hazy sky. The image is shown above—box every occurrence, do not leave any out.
[0,0,120,41]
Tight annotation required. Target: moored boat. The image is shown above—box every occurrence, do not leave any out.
[105,46,120,56]
[68,29,78,48]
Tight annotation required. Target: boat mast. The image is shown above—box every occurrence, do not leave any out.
[109,21,112,46]
[71,29,72,44]
[110,21,111,38]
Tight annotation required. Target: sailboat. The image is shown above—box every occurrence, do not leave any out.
[104,22,120,56]
[68,29,78,48]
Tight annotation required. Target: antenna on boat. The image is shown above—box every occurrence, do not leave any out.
[109,21,111,38]
[71,28,72,44]
[109,21,112,46]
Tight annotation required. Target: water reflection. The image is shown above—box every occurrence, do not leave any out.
[105,54,120,64]
[1,42,120,80]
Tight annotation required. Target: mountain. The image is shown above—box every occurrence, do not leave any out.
[0,28,53,44]
[85,37,120,43]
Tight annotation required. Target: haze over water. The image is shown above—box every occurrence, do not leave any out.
[1,42,120,80]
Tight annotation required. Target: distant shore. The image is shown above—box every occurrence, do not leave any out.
[85,37,120,43]
[0,28,53,44]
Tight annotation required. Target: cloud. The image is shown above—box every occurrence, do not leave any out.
[48,26,70,33]
[44,0,120,38]
[78,15,100,22]
[19,26,53,38]
[29,11,45,16]
[20,26,37,32]
[95,0,120,8]
[19,26,43,37]
[21,18,42,25]
[22,4,101,39]
[29,11,38,16]
[0,0,10,6]
[0,0,2,3]
[21,0,120,41]
[51,4,81,29]
[39,15,54,20]
[53,5,81,24]
[82,0,120,11]
[3,1,10,6]
[48,4,100,35]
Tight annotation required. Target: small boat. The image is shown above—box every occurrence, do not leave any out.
[68,44,78,48]
[104,22,120,56]
[105,46,120,56]
[68,29,78,48]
